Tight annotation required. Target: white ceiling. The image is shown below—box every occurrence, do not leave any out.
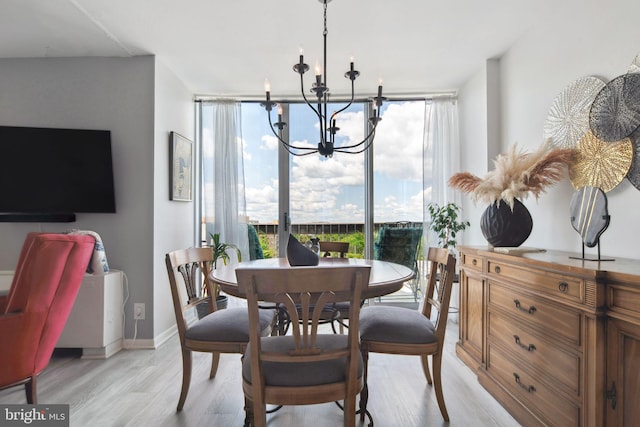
[0,0,560,98]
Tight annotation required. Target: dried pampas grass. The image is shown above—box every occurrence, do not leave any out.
[448,141,575,209]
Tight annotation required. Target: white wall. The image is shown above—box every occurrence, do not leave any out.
[458,61,491,245]
[458,0,640,259]
[153,60,196,340]
[0,56,196,343]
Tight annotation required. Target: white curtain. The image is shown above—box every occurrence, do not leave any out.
[424,97,461,207]
[202,100,248,260]
[423,98,461,245]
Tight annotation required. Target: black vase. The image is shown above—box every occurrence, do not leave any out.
[480,199,533,247]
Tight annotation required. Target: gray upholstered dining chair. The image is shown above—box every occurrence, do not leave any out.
[358,247,456,422]
[318,241,352,333]
[236,265,370,427]
[165,248,276,411]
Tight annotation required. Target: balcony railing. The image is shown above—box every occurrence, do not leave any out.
[251,221,427,305]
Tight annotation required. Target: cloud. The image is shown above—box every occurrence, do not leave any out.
[240,136,251,161]
[245,180,279,222]
[261,134,279,151]
[240,100,429,224]
[373,102,425,182]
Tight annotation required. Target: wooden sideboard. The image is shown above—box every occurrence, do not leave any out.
[456,246,640,426]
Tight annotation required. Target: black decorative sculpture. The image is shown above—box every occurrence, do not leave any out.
[569,186,613,261]
[286,234,319,266]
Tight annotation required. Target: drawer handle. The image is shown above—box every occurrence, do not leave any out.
[513,335,536,352]
[558,282,568,293]
[472,259,477,266]
[513,373,536,393]
[494,265,501,274]
[514,299,536,314]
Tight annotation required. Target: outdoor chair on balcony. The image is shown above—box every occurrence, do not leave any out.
[247,224,264,260]
[373,222,423,301]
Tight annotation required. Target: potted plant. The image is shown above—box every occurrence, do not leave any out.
[197,232,242,318]
[448,141,574,247]
[427,202,470,249]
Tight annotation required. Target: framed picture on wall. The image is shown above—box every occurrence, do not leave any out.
[170,132,193,201]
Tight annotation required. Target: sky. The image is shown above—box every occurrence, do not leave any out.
[203,100,431,225]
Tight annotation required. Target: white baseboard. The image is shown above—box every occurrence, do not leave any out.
[154,324,178,347]
[123,338,156,350]
[123,324,177,350]
[80,340,123,359]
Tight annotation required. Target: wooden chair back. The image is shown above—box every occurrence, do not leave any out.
[236,265,370,425]
[319,241,349,258]
[165,248,216,340]
[422,247,456,344]
[357,247,456,422]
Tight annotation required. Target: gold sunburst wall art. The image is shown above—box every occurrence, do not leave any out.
[568,131,633,192]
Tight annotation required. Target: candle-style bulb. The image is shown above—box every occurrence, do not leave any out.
[315,61,322,76]
[278,105,283,116]
[264,79,271,92]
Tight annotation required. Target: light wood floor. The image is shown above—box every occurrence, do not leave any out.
[0,307,520,427]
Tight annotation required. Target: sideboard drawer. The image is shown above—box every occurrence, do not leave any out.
[607,284,640,322]
[488,344,580,427]
[488,282,581,346]
[462,253,482,272]
[488,309,581,396]
[487,260,584,304]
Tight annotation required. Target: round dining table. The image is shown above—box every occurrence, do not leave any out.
[210,257,415,300]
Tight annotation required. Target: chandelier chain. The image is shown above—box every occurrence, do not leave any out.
[323,2,328,37]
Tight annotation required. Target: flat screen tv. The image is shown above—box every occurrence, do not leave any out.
[0,125,116,222]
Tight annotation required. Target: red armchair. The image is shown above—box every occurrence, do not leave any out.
[0,232,95,403]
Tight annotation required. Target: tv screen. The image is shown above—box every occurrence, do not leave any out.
[0,125,116,222]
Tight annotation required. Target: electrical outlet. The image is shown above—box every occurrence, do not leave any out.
[134,303,145,320]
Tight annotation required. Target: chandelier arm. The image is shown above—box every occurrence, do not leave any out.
[334,122,378,150]
[265,114,289,146]
[299,74,322,120]
[266,111,317,153]
[331,80,356,120]
[331,100,354,120]
[293,149,320,156]
[283,142,318,156]
[335,129,376,154]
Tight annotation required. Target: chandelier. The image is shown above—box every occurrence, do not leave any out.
[261,0,385,157]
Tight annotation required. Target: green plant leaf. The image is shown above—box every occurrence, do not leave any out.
[426,202,470,248]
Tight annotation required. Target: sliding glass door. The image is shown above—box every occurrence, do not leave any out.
[200,99,430,268]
